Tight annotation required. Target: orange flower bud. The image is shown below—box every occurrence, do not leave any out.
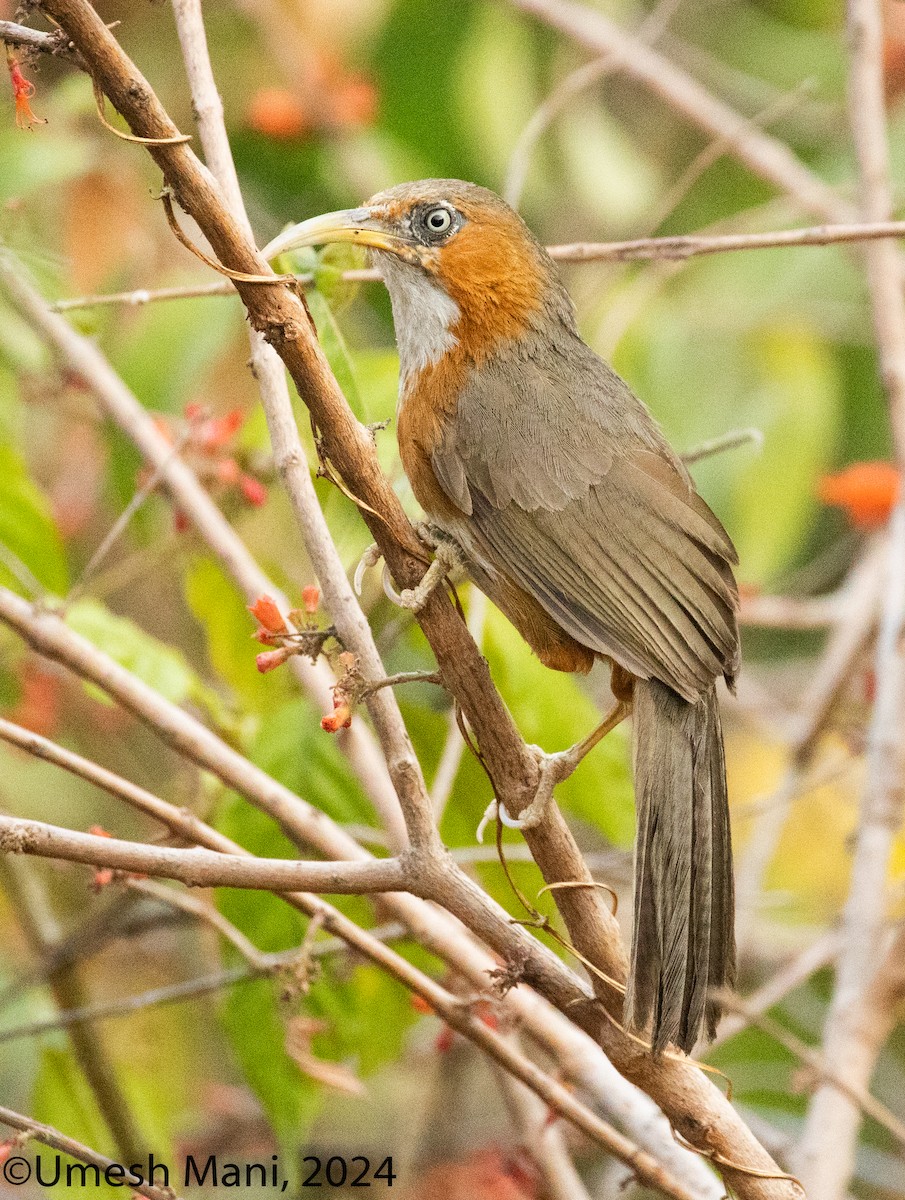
[7,49,47,131]
[301,584,320,614]
[818,461,901,529]
[88,825,112,838]
[248,594,288,635]
[321,702,352,732]
[247,87,309,140]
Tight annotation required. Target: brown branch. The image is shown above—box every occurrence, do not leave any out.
[0,1106,178,1200]
[170,0,424,853]
[0,854,146,1164]
[0,815,408,893]
[0,754,694,1197]
[0,588,759,1198]
[0,20,79,59]
[0,661,715,1199]
[0,246,408,852]
[34,0,621,1062]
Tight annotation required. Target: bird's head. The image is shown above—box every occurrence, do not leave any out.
[262,179,575,378]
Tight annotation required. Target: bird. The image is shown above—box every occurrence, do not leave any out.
[263,180,739,1054]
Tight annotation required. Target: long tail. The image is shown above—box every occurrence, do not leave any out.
[624,677,735,1054]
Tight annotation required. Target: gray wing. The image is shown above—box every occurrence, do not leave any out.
[433,342,739,702]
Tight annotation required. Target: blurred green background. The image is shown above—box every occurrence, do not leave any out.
[0,0,903,1196]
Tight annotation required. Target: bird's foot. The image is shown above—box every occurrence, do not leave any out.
[354,528,461,610]
[385,538,463,613]
[474,702,632,842]
[475,747,573,840]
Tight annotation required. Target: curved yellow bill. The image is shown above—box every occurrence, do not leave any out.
[261,208,404,262]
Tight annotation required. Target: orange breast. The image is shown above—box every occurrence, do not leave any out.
[397,348,468,522]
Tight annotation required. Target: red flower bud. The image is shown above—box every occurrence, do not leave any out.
[239,473,268,506]
[216,457,241,485]
[183,402,207,423]
[256,646,294,674]
[302,584,320,614]
[199,409,245,451]
[321,702,352,732]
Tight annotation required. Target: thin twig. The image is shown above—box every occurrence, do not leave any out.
[25,3,805,1188]
[64,430,189,606]
[503,0,685,207]
[0,245,409,853]
[0,925,407,1044]
[716,990,905,1148]
[0,20,79,58]
[124,878,271,968]
[48,218,905,313]
[0,1106,178,1200]
[172,0,425,851]
[711,930,842,1049]
[491,1040,593,1200]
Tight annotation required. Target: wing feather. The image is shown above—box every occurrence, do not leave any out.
[429,337,739,699]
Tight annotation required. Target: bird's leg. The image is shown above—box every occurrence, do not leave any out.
[480,686,633,838]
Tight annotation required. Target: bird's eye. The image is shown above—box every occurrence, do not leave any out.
[421,205,455,238]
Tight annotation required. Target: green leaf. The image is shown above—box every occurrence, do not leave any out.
[221,977,321,1153]
[31,1047,121,1200]
[0,444,68,596]
[65,597,233,729]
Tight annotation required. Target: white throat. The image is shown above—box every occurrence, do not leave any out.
[375,254,460,399]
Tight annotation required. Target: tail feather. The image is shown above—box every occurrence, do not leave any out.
[624,677,735,1053]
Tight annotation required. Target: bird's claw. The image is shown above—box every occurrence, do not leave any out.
[383,539,463,613]
[353,543,383,596]
[475,747,573,841]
